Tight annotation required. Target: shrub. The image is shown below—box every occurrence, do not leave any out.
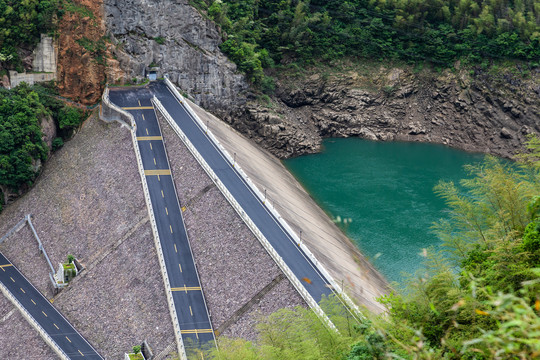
[58,106,85,130]
[52,137,64,151]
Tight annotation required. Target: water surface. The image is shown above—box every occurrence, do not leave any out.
[284,138,485,284]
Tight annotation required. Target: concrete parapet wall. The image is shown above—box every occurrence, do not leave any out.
[9,71,55,88]
[100,87,188,360]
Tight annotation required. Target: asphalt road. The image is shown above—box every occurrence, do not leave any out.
[108,88,216,353]
[0,252,103,359]
[149,81,337,306]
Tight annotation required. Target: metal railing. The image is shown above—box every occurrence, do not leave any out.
[1,215,61,288]
[101,88,188,360]
[163,77,365,322]
[0,217,27,244]
[151,97,217,351]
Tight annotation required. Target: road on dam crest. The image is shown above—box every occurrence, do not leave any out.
[109,79,349,354]
[108,87,216,353]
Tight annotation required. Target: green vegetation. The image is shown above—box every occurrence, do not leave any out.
[154,36,165,45]
[0,84,49,204]
[61,0,94,19]
[63,255,76,282]
[0,0,100,70]
[129,345,143,360]
[208,138,540,359]
[0,0,61,71]
[191,0,539,84]
[0,83,87,211]
[76,36,108,65]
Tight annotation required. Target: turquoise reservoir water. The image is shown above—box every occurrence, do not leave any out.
[284,138,485,284]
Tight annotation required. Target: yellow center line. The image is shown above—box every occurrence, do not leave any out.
[20,288,25,293]
[146,128,149,135]
[121,106,154,110]
[31,299,36,305]
[153,158,157,165]
[190,306,193,316]
[179,263,182,272]
[180,329,213,334]
[42,311,47,317]
[161,190,164,198]
[136,136,162,141]
[142,114,145,120]
[0,264,12,271]
[166,207,169,215]
[150,143,152,150]
[54,323,59,330]
[10,277,15,282]
[158,174,160,181]
[174,243,177,253]
[171,286,201,292]
[170,225,173,233]
[138,100,141,106]
[66,336,71,343]
[144,170,171,176]
[79,349,84,357]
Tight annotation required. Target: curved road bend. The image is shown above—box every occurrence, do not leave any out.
[150,81,338,307]
[108,88,215,352]
[0,252,103,359]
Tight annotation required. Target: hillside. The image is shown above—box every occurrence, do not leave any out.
[0,0,539,358]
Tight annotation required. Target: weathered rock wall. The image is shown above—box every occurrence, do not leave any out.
[224,65,540,159]
[104,0,249,111]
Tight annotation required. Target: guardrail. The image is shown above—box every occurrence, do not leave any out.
[151,97,217,351]
[0,269,69,360]
[0,217,27,244]
[26,215,55,274]
[152,95,335,331]
[164,78,365,319]
[163,77,365,322]
[1,215,64,289]
[101,87,188,360]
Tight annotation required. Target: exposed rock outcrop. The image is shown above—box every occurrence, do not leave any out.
[104,0,249,111]
[225,66,540,159]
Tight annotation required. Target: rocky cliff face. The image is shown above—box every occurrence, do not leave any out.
[104,0,249,111]
[224,65,540,159]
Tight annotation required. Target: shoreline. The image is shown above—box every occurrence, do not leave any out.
[187,99,390,314]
